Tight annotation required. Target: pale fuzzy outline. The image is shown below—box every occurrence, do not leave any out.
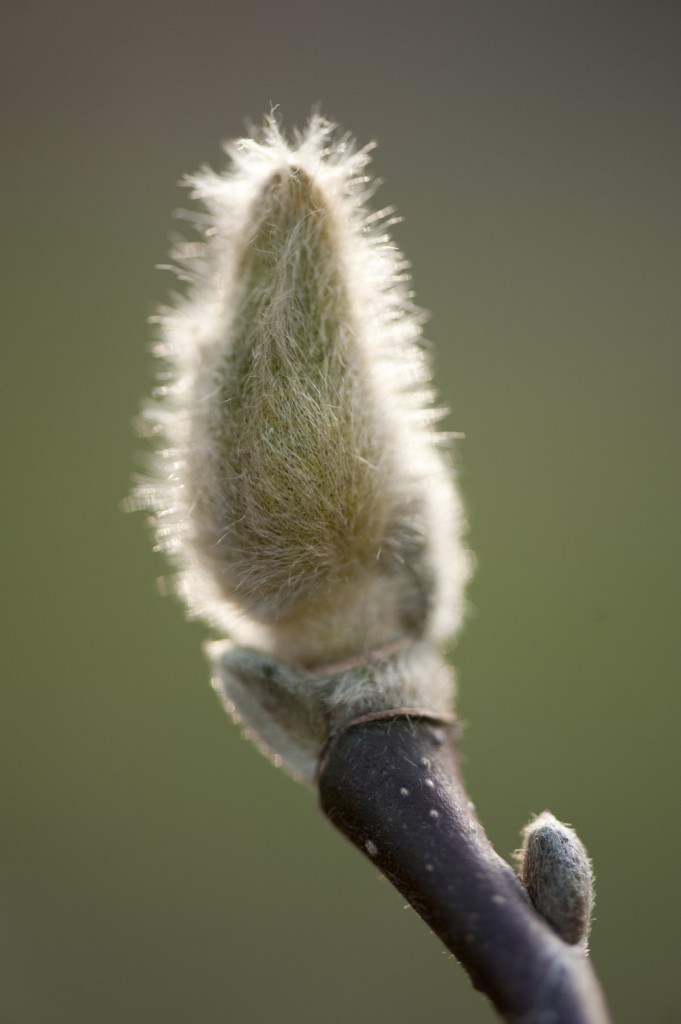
[136,113,473,673]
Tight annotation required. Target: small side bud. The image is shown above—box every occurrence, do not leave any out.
[517,811,595,948]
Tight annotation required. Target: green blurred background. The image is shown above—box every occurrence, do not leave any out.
[3,2,679,1021]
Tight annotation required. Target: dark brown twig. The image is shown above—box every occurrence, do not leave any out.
[318,715,611,1024]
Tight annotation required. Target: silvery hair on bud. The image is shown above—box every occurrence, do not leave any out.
[517,812,595,949]
[137,114,472,779]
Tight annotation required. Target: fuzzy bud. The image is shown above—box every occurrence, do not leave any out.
[517,811,595,949]
[136,114,472,780]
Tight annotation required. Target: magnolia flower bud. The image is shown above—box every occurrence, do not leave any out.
[137,114,472,780]
[517,811,595,948]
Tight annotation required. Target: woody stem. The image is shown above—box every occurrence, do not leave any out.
[318,715,611,1024]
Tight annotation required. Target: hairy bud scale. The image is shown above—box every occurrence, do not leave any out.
[136,115,472,779]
